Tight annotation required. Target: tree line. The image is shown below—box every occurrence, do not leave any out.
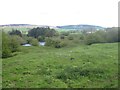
[2,27,57,58]
[2,27,119,58]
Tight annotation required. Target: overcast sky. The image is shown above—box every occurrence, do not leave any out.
[0,0,119,27]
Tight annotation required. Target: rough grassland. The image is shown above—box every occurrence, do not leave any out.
[2,43,118,88]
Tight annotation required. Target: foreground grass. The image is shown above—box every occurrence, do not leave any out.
[2,43,118,88]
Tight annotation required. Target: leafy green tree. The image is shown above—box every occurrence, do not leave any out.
[28,37,39,46]
[0,30,2,58]
[61,32,69,36]
[68,35,74,40]
[9,29,22,37]
[95,30,107,43]
[9,35,20,52]
[45,38,54,46]
[118,27,120,42]
[38,36,45,42]
[45,29,56,37]
[60,35,65,39]
[105,28,118,43]
[28,27,56,38]
[84,33,101,45]
[2,32,11,58]
[2,32,22,58]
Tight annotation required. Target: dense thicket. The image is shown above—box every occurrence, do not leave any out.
[9,29,22,37]
[85,27,119,45]
[28,27,56,38]
[2,32,20,58]
[2,27,119,58]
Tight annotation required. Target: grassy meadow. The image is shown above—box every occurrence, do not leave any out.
[2,43,118,88]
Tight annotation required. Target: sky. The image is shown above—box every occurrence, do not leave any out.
[0,0,119,27]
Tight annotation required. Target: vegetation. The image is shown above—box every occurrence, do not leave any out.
[38,36,45,42]
[2,32,12,58]
[2,32,20,58]
[28,27,56,38]
[29,38,39,46]
[9,29,22,37]
[1,26,119,88]
[2,43,118,88]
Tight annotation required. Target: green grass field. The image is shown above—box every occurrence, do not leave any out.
[2,43,118,88]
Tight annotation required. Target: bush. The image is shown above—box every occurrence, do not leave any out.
[26,37,33,44]
[2,32,21,58]
[2,32,11,58]
[60,35,65,39]
[59,41,68,47]
[12,35,26,45]
[61,32,69,36]
[38,36,45,42]
[79,34,84,40]
[68,35,74,40]
[53,40,61,48]
[2,32,12,58]
[30,38,39,46]
[45,38,67,48]
[84,33,101,45]
[9,35,20,52]
[0,30,2,58]
[45,38,55,46]
[106,28,118,43]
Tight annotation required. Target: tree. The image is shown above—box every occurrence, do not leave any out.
[9,29,22,37]
[60,35,65,39]
[2,32,11,58]
[9,35,20,52]
[2,32,21,58]
[84,33,101,45]
[28,27,56,38]
[105,27,118,43]
[38,36,45,42]
[68,35,74,40]
[45,29,56,37]
[30,38,39,46]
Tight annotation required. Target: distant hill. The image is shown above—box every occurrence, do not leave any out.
[0,24,32,27]
[0,24,105,31]
[56,24,105,31]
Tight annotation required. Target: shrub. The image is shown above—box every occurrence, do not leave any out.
[38,36,45,42]
[2,32,21,58]
[106,28,118,43]
[53,40,61,48]
[45,38,67,48]
[12,35,26,45]
[9,35,20,52]
[60,35,65,39]
[26,37,33,44]
[2,32,11,58]
[45,38,54,46]
[0,30,2,58]
[30,38,39,46]
[59,41,68,47]
[61,32,69,36]
[68,35,74,40]
[79,34,84,40]
[84,33,101,45]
